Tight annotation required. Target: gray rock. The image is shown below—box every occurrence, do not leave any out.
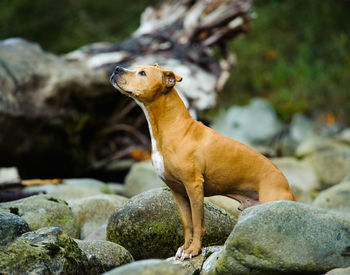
[205,196,241,218]
[166,246,222,275]
[75,239,134,273]
[214,201,350,275]
[289,184,316,204]
[23,178,112,200]
[272,157,320,191]
[0,167,20,182]
[0,227,95,274]
[326,267,350,275]
[0,38,110,177]
[304,149,350,186]
[85,224,107,241]
[0,195,79,238]
[103,259,190,275]
[0,212,29,245]
[107,188,237,260]
[296,136,350,158]
[211,98,282,146]
[201,246,224,275]
[289,113,316,143]
[337,128,350,144]
[106,182,127,196]
[124,160,165,197]
[313,181,350,214]
[68,194,127,239]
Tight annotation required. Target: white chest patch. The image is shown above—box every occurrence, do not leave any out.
[135,100,165,180]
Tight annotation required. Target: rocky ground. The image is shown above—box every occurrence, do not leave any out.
[1,99,350,274]
[1,39,350,275]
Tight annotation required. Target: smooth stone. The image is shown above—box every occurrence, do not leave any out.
[68,194,127,239]
[103,259,190,275]
[211,98,282,146]
[84,224,107,241]
[0,167,20,182]
[205,196,241,218]
[313,181,350,215]
[303,149,350,186]
[75,239,134,273]
[289,113,316,143]
[23,178,113,200]
[272,157,320,191]
[325,267,350,275]
[124,160,165,197]
[296,136,350,158]
[0,195,79,238]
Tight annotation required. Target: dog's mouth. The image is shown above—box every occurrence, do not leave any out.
[110,74,133,96]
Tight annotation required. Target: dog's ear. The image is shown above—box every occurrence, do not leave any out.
[164,71,183,88]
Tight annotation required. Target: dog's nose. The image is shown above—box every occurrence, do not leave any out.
[114,66,124,75]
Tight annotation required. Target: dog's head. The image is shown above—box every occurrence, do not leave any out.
[110,64,182,103]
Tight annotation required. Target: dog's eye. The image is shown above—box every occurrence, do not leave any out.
[139,71,146,76]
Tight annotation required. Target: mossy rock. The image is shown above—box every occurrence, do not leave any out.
[0,195,79,238]
[0,212,29,245]
[75,239,134,272]
[0,227,96,274]
[107,188,237,260]
[214,201,350,275]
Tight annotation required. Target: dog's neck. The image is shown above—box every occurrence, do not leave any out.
[134,87,193,155]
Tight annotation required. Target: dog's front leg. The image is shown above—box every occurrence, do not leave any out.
[180,178,205,260]
[170,189,193,260]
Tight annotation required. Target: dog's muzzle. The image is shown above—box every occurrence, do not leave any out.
[110,66,125,85]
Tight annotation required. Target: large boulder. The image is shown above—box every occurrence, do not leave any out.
[124,160,165,197]
[103,259,189,275]
[313,181,350,215]
[68,194,127,239]
[0,195,79,238]
[0,227,94,274]
[107,188,236,259]
[214,201,350,275]
[75,239,134,273]
[211,98,282,147]
[303,149,350,186]
[0,38,113,178]
[0,212,29,245]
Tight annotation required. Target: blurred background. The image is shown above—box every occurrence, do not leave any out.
[0,0,350,185]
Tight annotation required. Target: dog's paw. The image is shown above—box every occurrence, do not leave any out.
[175,246,184,260]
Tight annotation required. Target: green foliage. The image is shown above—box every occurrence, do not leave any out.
[0,0,158,53]
[220,0,350,124]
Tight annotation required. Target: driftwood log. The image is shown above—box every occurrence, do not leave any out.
[0,0,252,180]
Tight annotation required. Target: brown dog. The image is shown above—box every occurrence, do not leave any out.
[110,64,297,261]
